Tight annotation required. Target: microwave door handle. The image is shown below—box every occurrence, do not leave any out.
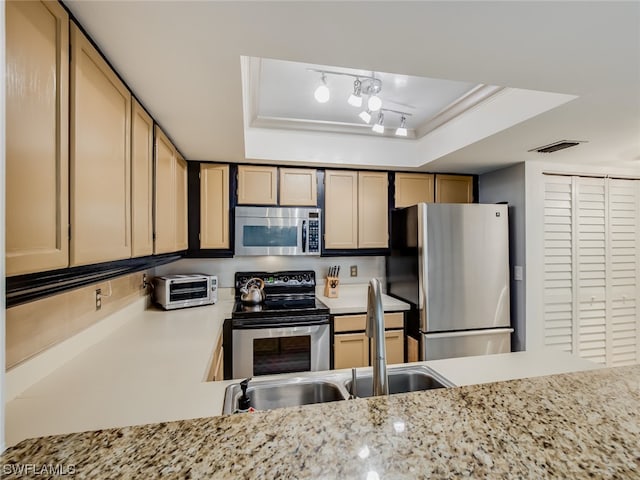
[302,220,307,253]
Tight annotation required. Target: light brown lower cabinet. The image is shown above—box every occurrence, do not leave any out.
[333,312,405,369]
[209,333,224,381]
[384,329,405,365]
[407,336,420,363]
[334,333,369,369]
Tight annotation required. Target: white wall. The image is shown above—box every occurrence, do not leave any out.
[155,256,385,289]
[1,0,7,452]
[525,160,640,350]
[479,163,526,351]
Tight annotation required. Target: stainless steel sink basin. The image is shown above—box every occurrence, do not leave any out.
[343,366,454,398]
[222,366,454,414]
[223,378,349,414]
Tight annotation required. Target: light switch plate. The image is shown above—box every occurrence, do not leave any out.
[513,265,523,281]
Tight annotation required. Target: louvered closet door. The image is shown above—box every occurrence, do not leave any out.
[608,179,640,366]
[543,176,575,352]
[575,178,607,364]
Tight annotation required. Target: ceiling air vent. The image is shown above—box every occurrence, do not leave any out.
[529,140,586,154]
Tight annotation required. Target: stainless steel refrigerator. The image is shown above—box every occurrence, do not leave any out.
[387,203,513,361]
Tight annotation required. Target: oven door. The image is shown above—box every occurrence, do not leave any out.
[232,324,330,379]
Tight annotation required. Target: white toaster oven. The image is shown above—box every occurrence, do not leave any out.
[153,274,218,310]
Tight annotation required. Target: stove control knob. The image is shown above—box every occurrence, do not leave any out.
[281,276,289,283]
[302,273,311,283]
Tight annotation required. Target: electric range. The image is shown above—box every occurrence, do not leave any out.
[225,270,331,379]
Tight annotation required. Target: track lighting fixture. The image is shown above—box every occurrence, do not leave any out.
[347,79,363,107]
[359,110,372,124]
[395,115,408,137]
[307,68,411,136]
[372,112,384,134]
[314,73,330,103]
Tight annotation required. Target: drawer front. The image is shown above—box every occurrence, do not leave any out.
[384,312,404,329]
[334,314,366,332]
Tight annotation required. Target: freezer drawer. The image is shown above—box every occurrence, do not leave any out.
[420,328,513,361]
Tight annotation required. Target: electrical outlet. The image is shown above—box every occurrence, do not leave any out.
[95,288,102,310]
[350,265,358,277]
[142,273,149,290]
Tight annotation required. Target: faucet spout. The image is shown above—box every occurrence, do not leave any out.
[366,278,388,396]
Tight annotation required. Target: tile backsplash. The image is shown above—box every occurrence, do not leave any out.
[154,256,386,288]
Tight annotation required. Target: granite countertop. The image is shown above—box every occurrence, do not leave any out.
[3,365,638,478]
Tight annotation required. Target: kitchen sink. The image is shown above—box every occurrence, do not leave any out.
[222,378,349,414]
[222,365,454,414]
[343,366,454,398]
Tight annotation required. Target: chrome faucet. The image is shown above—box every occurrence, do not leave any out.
[366,278,388,396]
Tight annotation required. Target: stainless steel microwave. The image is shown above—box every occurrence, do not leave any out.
[153,274,218,310]
[235,206,321,256]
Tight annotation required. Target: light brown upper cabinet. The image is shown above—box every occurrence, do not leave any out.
[70,23,131,266]
[358,171,389,248]
[325,170,389,249]
[175,154,189,251]
[395,173,435,208]
[324,170,359,249]
[435,174,474,203]
[5,1,69,276]
[237,165,278,205]
[154,126,187,254]
[279,168,318,206]
[200,164,230,249]
[131,100,154,257]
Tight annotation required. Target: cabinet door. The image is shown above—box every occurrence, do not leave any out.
[154,126,176,254]
[325,170,358,249]
[131,100,154,257]
[201,164,230,249]
[395,173,434,208]
[280,168,317,206]
[70,23,131,266]
[385,329,405,365]
[334,333,369,369]
[175,154,188,251]
[358,171,389,248]
[237,165,277,205]
[6,1,69,275]
[435,174,473,203]
[407,336,419,363]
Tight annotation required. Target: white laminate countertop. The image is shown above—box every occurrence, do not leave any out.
[317,284,410,314]
[5,285,598,449]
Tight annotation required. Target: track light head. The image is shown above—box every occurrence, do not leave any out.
[359,110,372,124]
[372,112,384,133]
[368,94,382,112]
[395,115,408,137]
[314,73,330,103]
[347,79,363,107]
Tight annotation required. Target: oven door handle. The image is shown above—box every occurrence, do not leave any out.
[233,319,329,329]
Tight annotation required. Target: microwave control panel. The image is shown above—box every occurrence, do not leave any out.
[308,219,319,253]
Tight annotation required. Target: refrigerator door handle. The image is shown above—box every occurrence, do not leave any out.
[424,327,514,339]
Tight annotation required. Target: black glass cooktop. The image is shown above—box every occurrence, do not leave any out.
[232,270,329,320]
[232,295,329,319]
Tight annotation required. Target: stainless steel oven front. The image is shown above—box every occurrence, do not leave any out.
[232,321,330,379]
